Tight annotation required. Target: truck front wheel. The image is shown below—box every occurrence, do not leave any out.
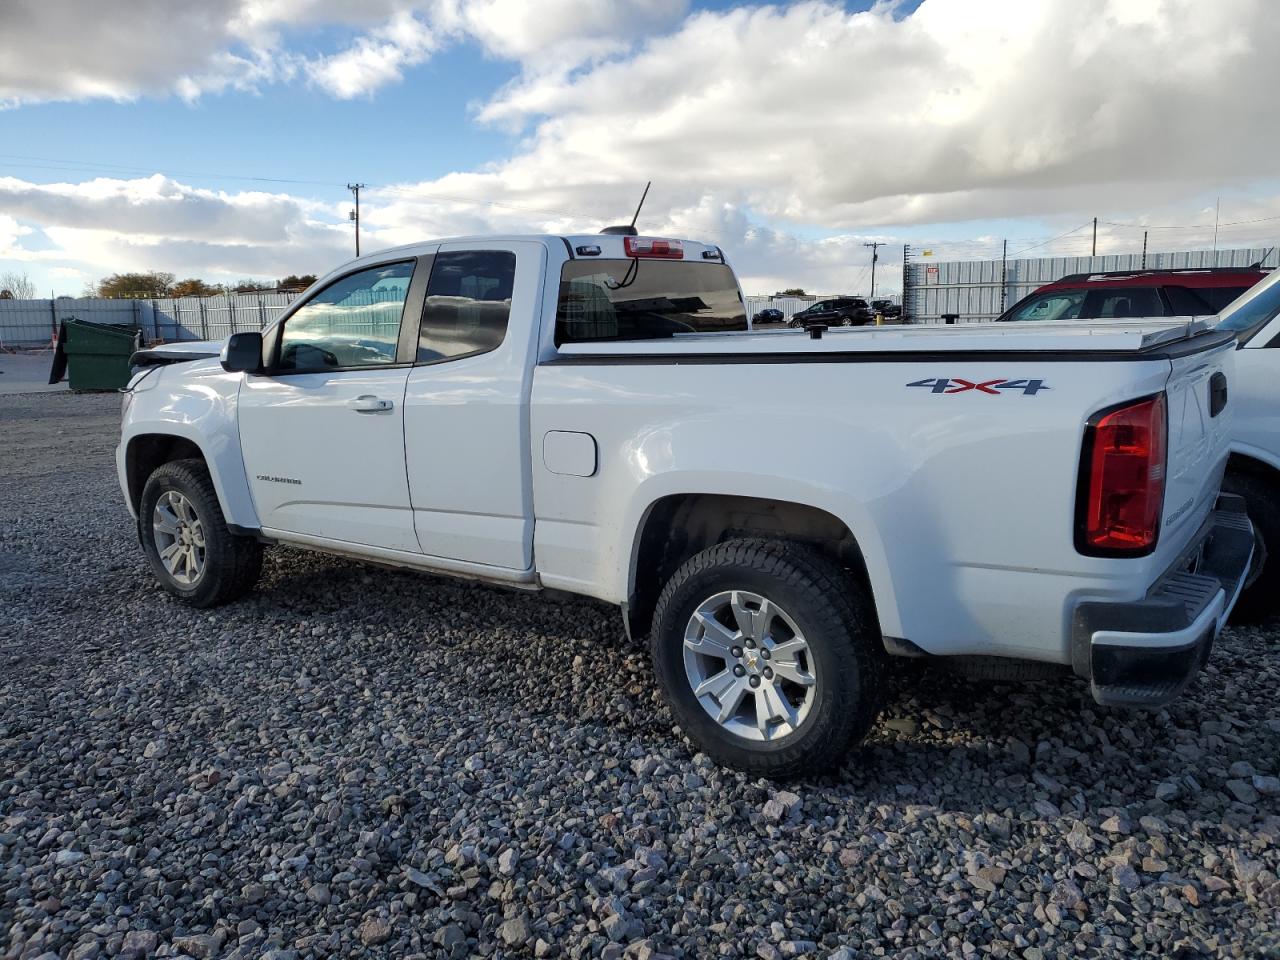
[650,538,885,777]
[139,459,263,608]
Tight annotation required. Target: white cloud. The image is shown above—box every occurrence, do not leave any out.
[419,0,1280,233]
[0,0,292,106]
[452,0,686,69]
[305,9,440,98]
[0,0,687,105]
[0,175,351,280]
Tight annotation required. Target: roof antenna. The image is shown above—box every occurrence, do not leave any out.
[1251,246,1275,270]
[599,181,650,236]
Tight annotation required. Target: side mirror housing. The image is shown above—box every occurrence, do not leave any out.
[222,332,264,373]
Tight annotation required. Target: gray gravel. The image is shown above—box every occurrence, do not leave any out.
[2,391,1279,959]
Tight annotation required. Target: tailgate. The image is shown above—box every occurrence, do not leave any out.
[1161,338,1235,543]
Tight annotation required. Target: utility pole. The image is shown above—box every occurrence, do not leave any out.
[863,241,883,299]
[1213,195,1221,257]
[347,182,365,257]
[1141,230,1148,269]
[1091,217,1097,257]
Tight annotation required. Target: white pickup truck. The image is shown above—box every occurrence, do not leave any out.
[118,232,1253,776]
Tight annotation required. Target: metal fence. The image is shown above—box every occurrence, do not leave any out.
[0,292,300,348]
[903,246,1280,324]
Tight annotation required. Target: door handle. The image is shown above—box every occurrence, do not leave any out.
[347,395,393,413]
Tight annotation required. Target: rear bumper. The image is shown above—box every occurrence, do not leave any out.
[1071,494,1254,708]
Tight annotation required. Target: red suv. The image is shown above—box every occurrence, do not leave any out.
[997,267,1267,322]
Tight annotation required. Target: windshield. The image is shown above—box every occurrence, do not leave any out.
[1215,271,1280,337]
[556,259,746,344]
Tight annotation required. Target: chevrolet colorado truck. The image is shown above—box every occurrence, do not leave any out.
[118,233,1253,776]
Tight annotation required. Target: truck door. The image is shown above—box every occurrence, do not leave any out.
[402,240,544,570]
[238,258,428,553]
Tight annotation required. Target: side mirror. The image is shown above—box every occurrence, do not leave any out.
[222,332,264,373]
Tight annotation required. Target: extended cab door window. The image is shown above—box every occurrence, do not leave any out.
[276,261,414,370]
[417,251,516,362]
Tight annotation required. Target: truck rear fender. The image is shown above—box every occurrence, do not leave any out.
[617,454,906,641]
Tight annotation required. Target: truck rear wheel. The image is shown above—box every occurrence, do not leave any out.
[1223,469,1280,623]
[650,538,885,777]
[139,459,263,608]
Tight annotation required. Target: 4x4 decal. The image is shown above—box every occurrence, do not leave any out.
[907,377,1050,395]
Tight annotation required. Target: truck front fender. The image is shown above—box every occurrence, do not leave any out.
[117,361,258,529]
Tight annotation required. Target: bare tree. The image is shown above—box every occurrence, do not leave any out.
[0,271,37,299]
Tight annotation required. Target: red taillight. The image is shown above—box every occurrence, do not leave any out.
[623,236,684,259]
[1077,394,1167,555]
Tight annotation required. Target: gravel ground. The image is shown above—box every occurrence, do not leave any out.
[1,391,1278,960]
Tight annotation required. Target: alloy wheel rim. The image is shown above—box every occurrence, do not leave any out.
[152,490,206,586]
[682,589,816,742]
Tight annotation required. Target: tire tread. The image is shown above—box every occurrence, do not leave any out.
[140,458,262,608]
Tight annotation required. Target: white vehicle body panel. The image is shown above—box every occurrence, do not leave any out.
[118,233,1240,676]
[239,366,418,552]
[1229,282,1280,473]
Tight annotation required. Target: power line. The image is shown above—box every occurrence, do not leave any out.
[1007,221,1093,258]
[0,153,586,221]
[1102,212,1280,230]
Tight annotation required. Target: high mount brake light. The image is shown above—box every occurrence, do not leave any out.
[623,237,684,259]
[1076,393,1167,556]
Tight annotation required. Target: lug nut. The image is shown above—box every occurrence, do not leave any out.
[749,675,761,688]
[764,667,774,679]
[760,648,771,660]
[745,639,756,649]
[733,665,746,677]
[731,646,743,658]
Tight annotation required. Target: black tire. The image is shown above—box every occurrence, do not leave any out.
[649,538,886,778]
[1223,468,1280,623]
[139,459,263,608]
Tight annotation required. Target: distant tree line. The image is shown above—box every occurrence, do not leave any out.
[88,271,319,299]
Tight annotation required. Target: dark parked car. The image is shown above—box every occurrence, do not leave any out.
[871,299,901,319]
[997,268,1267,322]
[752,308,785,325]
[788,297,875,327]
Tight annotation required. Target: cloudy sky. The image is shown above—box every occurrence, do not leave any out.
[2,0,1280,296]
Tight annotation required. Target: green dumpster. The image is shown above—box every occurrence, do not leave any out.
[48,318,144,391]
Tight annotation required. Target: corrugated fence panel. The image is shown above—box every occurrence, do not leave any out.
[0,292,300,347]
[905,247,1280,324]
